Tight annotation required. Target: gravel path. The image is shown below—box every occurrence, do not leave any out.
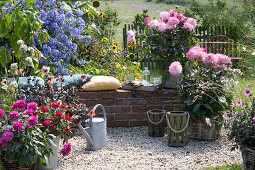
[57,126,242,170]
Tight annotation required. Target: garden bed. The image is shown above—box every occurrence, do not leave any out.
[76,89,182,127]
[57,126,242,169]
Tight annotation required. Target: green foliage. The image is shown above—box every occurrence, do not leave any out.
[202,163,244,170]
[132,9,150,29]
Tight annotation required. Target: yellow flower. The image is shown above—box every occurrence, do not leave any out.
[135,73,140,77]
[128,53,135,61]
[98,11,104,18]
[93,0,100,8]
[136,62,140,68]
[112,45,117,51]
[114,41,119,47]
[84,49,89,54]
[101,37,108,43]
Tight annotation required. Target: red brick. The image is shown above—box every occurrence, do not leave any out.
[130,99,146,105]
[76,91,99,99]
[80,99,100,107]
[146,105,164,111]
[129,120,148,126]
[115,99,131,105]
[116,89,132,98]
[133,91,156,98]
[98,99,115,106]
[163,105,174,112]
[132,106,148,113]
[107,121,129,127]
[101,91,116,99]
[147,98,163,105]
[162,89,180,98]
[115,113,146,120]
[104,106,132,114]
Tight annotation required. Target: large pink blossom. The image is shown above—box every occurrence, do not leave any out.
[28,116,38,126]
[41,66,50,76]
[144,17,151,25]
[61,143,72,157]
[12,100,27,110]
[9,111,20,121]
[167,17,180,26]
[203,53,218,65]
[148,19,158,30]
[186,18,197,28]
[187,46,207,62]
[0,109,5,119]
[160,11,170,21]
[28,102,38,112]
[169,9,177,17]
[168,61,183,77]
[127,30,136,42]
[175,13,185,22]
[183,22,194,32]
[166,21,176,30]
[2,130,14,142]
[157,20,166,32]
[13,121,23,131]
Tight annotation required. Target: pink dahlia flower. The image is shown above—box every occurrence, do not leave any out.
[167,17,180,26]
[183,22,194,32]
[203,53,218,65]
[13,121,23,131]
[186,18,197,28]
[144,17,151,25]
[28,102,38,112]
[2,130,14,142]
[168,61,183,77]
[61,143,72,157]
[9,111,20,121]
[0,109,5,119]
[160,11,170,21]
[166,22,176,30]
[157,20,167,32]
[175,13,185,22]
[28,116,38,126]
[148,19,158,30]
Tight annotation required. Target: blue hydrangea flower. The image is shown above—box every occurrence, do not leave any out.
[77,10,83,17]
[66,11,73,18]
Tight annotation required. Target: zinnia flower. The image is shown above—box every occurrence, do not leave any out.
[2,130,14,142]
[28,102,38,112]
[65,114,71,121]
[50,117,56,122]
[13,121,23,131]
[28,116,38,126]
[65,126,71,133]
[23,109,34,115]
[41,66,50,76]
[61,143,72,157]
[243,88,252,99]
[41,106,49,113]
[205,118,212,127]
[12,100,26,110]
[9,111,20,121]
[50,102,60,108]
[89,109,95,118]
[56,111,63,118]
[236,99,242,107]
[50,124,56,130]
[42,119,50,126]
[168,61,182,77]
[0,109,6,119]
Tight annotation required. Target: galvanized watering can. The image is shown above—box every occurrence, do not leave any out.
[78,104,107,151]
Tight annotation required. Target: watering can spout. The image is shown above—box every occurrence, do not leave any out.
[78,122,94,147]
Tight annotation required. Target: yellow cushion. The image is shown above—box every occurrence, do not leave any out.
[82,76,122,91]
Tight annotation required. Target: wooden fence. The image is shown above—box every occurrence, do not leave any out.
[123,24,245,70]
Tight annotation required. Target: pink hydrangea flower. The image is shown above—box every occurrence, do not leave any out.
[61,143,72,157]
[144,17,151,25]
[236,99,242,107]
[243,88,252,99]
[167,17,180,26]
[41,66,50,76]
[203,53,218,65]
[160,11,170,21]
[157,20,167,32]
[127,30,136,42]
[168,61,183,77]
[186,18,197,28]
[205,118,212,127]
[28,116,38,126]
[13,121,23,131]
[28,102,38,112]
[0,109,6,119]
[9,111,20,121]
[2,130,14,142]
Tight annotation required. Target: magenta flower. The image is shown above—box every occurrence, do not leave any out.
[2,130,14,142]
[253,116,255,122]
[26,123,31,128]
[167,17,180,25]
[236,99,243,107]
[81,74,87,82]
[186,18,197,28]
[61,143,72,157]
[23,109,34,115]
[166,21,176,30]
[175,13,185,22]
[183,21,194,32]
[12,100,27,110]
[168,61,183,77]
[243,88,252,99]
[28,102,38,112]
[28,116,38,126]
[0,109,5,119]
[41,66,50,76]
[9,111,20,121]
[13,121,23,131]
[42,119,50,126]
[0,140,10,149]
[144,17,151,25]
[203,53,218,65]
[205,118,212,127]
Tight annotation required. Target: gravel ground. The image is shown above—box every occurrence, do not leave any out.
[57,126,242,170]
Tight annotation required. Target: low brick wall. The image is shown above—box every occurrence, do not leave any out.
[76,89,182,127]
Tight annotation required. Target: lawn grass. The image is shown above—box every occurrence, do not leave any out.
[202,163,244,170]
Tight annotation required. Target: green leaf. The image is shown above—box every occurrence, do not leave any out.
[39,157,47,166]
[204,104,213,112]
[193,103,201,112]
[0,19,8,37]
[0,47,12,68]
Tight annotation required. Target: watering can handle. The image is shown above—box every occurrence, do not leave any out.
[166,112,190,133]
[93,104,107,120]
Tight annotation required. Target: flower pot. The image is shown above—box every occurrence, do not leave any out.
[166,111,190,147]
[147,110,166,137]
[241,146,255,170]
[189,118,220,140]
[1,157,36,170]
[37,136,61,170]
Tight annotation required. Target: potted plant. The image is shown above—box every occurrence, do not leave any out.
[0,99,54,169]
[227,86,255,169]
[172,46,233,140]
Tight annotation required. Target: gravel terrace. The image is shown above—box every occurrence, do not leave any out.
[57,126,242,170]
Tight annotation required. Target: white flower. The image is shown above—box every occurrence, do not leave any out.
[252,52,255,56]
[19,44,28,52]
[25,57,33,64]
[17,40,24,46]
[10,63,18,70]
[242,47,246,51]
[27,47,34,53]
[10,81,18,88]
